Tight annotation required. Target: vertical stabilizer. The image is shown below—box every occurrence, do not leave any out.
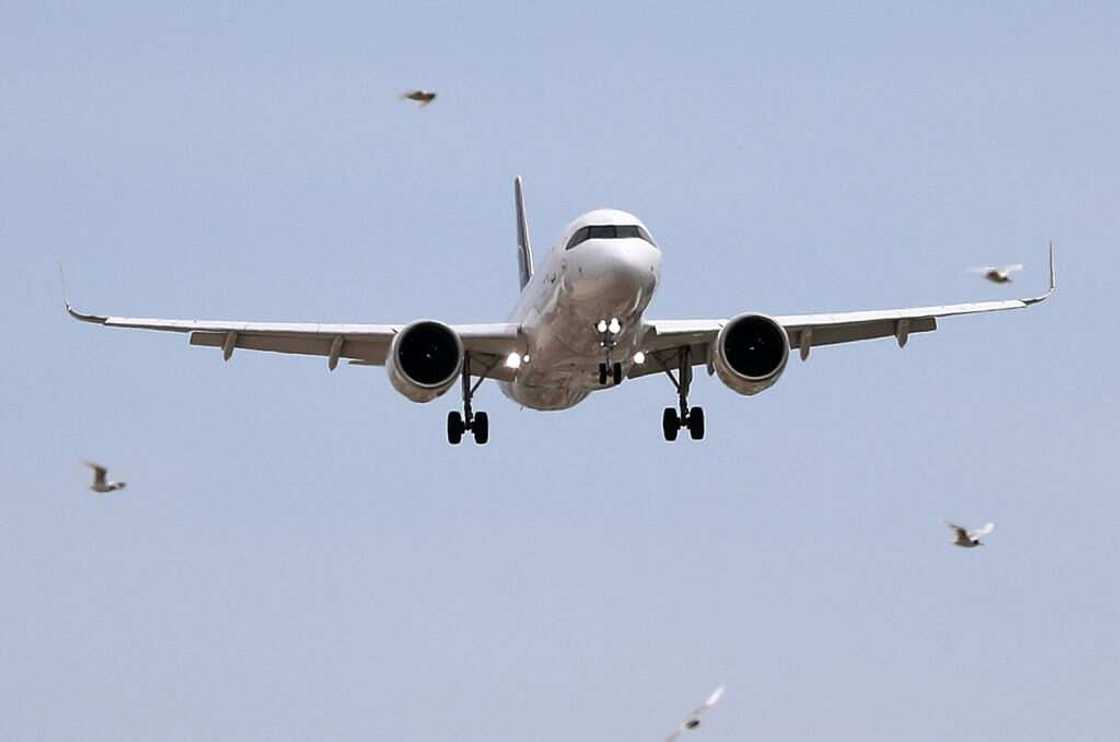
[515,176,534,289]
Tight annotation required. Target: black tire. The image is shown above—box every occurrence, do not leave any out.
[612,362,623,385]
[688,406,705,440]
[598,363,608,385]
[473,411,489,445]
[662,407,679,441]
[447,411,464,445]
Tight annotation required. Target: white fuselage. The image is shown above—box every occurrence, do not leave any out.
[499,209,661,410]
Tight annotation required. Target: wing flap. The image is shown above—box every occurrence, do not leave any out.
[189,332,390,363]
[784,316,937,349]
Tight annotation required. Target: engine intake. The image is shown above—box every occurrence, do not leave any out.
[713,313,789,396]
[386,320,463,402]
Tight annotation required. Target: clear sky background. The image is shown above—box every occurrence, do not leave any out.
[1,2,1118,740]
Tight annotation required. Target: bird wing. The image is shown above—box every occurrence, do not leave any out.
[945,521,969,541]
[970,522,995,538]
[1001,264,1024,273]
[666,685,723,739]
[967,266,997,273]
[84,461,107,485]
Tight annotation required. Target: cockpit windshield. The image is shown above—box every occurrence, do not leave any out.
[565,224,655,250]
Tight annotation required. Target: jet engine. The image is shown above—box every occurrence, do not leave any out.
[712,313,789,396]
[386,320,464,402]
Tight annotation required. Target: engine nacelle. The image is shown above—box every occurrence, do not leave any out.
[712,313,789,396]
[386,320,464,403]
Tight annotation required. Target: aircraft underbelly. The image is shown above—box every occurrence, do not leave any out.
[499,273,653,411]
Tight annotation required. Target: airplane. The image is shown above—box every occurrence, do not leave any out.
[66,177,1056,445]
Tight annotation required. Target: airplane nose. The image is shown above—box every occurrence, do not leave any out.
[565,240,660,309]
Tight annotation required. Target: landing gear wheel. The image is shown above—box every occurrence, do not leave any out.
[598,363,608,385]
[662,408,680,441]
[612,362,623,385]
[688,406,705,440]
[473,411,489,445]
[447,411,465,445]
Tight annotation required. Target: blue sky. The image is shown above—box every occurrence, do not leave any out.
[1,2,1118,740]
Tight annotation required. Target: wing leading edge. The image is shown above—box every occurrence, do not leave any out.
[638,242,1055,374]
[65,302,521,377]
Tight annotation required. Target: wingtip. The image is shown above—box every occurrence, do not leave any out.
[65,301,107,324]
[1022,241,1056,305]
[58,266,108,324]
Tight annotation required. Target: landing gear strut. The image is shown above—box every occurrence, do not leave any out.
[659,347,705,441]
[447,353,493,446]
[597,318,624,387]
[598,361,623,386]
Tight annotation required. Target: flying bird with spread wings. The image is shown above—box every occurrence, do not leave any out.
[665,686,724,741]
[400,89,436,106]
[85,462,127,493]
[970,263,1023,284]
[946,521,994,548]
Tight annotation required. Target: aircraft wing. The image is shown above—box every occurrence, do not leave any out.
[66,303,522,379]
[633,244,1054,378]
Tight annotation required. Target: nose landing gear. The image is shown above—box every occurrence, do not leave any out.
[597,318,624,386]
[598,361,623,386]
[658,347,705,441]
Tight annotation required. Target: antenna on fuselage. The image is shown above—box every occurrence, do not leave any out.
[514,176,534,289]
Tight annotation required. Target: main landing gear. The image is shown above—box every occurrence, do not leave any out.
[597,318,623,387]
[447,353,493,446]
[659,347,705,441]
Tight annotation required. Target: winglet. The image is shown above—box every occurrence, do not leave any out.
[1023,241,1056,306]
[1048,240,1056,293]
[59,264,108,324]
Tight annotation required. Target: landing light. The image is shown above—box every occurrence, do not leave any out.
[608,318,622,334]
[504,352,522,369]
[596,320,608,333]
[633,351,646,365]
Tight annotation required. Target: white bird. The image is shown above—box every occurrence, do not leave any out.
[969,263,1023,284]
[400,89,437,106]
[85,462,126,493]
[946,521,994,548]
[666,686,724,741]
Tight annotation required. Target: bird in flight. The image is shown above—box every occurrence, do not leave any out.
[400,89,436,106]
[665,686,724,741]
[970,263,1023,284]
[85,462,127,493]
[946,521,994,548]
